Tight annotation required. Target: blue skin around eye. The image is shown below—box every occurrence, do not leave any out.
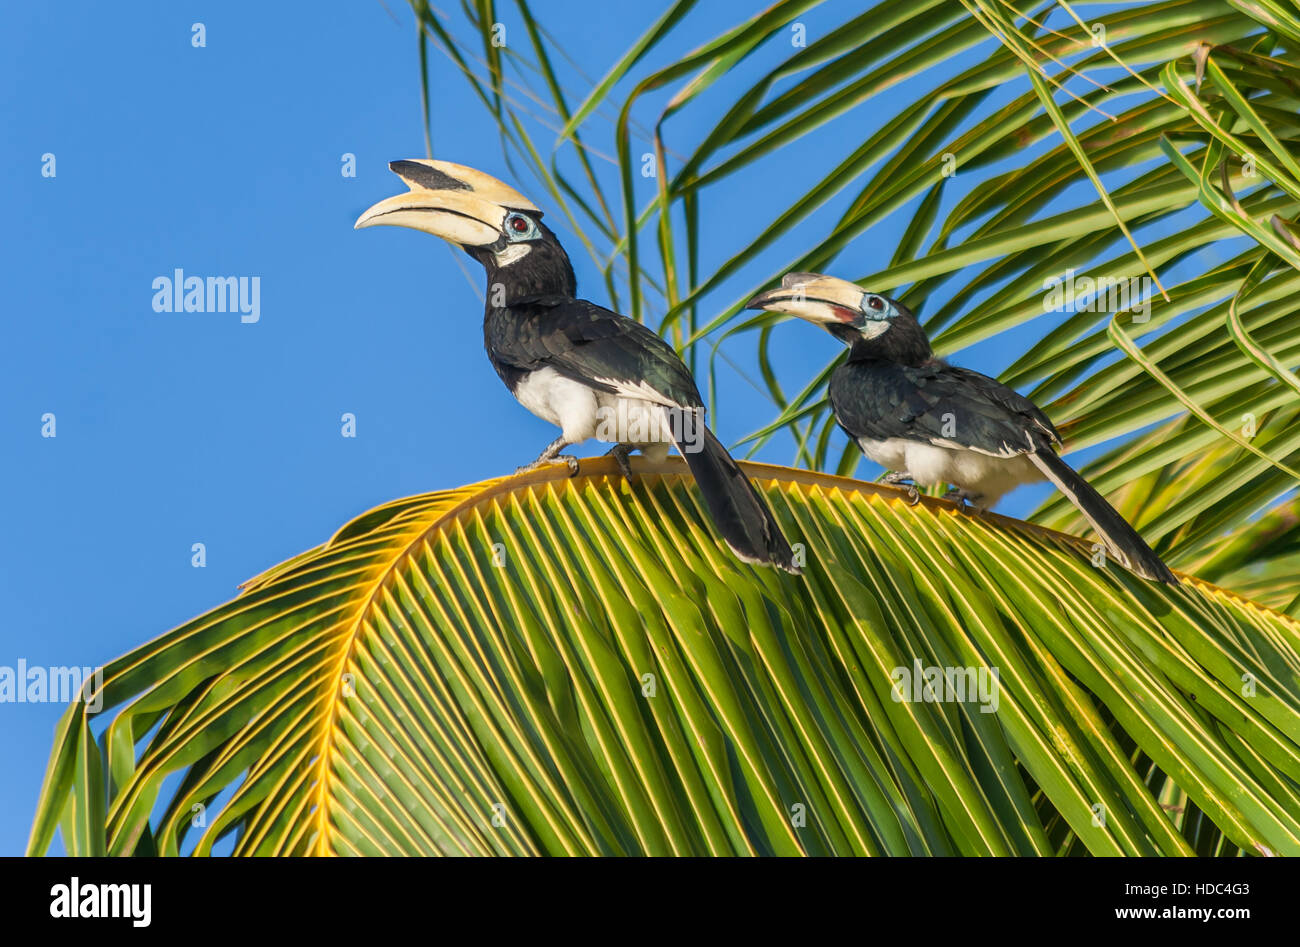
[508,216,541,242]
[861,295,896,320]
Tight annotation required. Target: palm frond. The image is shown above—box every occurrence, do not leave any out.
[29,461,1300,856]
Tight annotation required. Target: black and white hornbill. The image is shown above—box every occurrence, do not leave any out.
[356,159,799,574]
[747,273,1177,583]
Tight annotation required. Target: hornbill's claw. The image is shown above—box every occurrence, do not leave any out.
[883,471,921,505]
[515,454,579,477]
[608,444,635,480]
[517,437,578,477]
[943,488,981,514]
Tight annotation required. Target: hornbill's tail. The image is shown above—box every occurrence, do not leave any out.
[668,410,800,574]
[1027,449,1177,584]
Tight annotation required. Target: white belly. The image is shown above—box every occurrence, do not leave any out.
[593,391,684,459]
[513,368,680,458]
[858,437,910,471]
[861,436,1040,506]
[513,367,600,442]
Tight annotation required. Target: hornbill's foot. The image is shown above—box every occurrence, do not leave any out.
[883,470,921,504]
[607,443,635,480]
[515,454,580,477]
[943,488,982,513]
[516,438,579,477]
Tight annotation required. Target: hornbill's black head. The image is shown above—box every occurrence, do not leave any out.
[747,272,931,365]
[355,159,575,299]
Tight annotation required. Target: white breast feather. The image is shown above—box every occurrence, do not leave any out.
[858,436,1042,507]
[857,437,909,471]
[513,367,600,442]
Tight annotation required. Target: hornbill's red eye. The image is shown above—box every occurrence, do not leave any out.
[866,295,884,311]
[509,215,530,233]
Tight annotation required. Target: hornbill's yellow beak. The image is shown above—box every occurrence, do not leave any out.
[745,272,867,325]
[354,159,541,246]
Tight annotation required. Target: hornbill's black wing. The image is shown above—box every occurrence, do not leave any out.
[488,295,703,409]
[491,295,800,574]
[830,359,1062,457]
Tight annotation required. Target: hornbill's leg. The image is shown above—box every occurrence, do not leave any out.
[517,436,580,477]
[607,443,635,480]
[943,487,983,513]
[884,470,921,506]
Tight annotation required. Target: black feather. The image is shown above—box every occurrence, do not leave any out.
[674,421,800,574]
[486,296,703,410]
[1028,449,1178,584]
[830,358,1058,457]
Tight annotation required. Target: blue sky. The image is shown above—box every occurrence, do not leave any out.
[1,1,1181,855]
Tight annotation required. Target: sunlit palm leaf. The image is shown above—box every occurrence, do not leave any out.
[28,461,1300,856]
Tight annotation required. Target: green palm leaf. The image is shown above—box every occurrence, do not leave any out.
[29,462,1300,856]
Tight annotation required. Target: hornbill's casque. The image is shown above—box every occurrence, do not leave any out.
[356,159,799,574]
[748,273,1177,584]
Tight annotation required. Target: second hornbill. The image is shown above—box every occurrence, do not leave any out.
[356,159,798,574]
[748,273,1176,583]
